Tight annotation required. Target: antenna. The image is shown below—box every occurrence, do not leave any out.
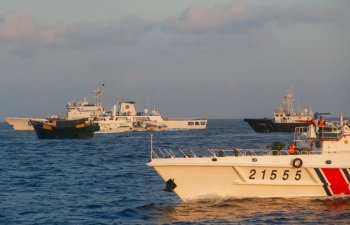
[116,98,121,115]
[149,87,153,114]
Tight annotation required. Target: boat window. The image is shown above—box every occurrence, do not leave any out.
[195,122,199,125]
[188,122,194,126]
[200,122,206,125]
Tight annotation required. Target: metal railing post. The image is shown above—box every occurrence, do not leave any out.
[150,131,154,159]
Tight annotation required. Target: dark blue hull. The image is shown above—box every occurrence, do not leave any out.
[31,120,100,139]
[244,118,308,133]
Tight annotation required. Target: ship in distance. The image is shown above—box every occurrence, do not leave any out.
[244,89,318,133]
[30,118,99,139]
[67,85,206,133]
[4,117,47,131]
[4,85,207,133]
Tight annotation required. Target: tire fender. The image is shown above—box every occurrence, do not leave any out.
[291,158,303,168]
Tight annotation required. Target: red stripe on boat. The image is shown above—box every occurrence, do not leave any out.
[322,168,350,195]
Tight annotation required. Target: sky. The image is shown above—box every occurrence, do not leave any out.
[0,0,349,120]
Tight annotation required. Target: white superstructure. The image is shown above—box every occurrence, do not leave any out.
[273,89,313,123]
[96,101,207,133]
[4,84,207,132]
[65,85,207,133]
[148,113,350,202]
[66,85,105,120]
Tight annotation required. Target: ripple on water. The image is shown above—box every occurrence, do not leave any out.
[1,120,350,224]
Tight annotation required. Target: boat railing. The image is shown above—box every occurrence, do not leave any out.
[150,147,322,159]
[319,121,343,140]
[294,120,348,142]
[294,126,311,141]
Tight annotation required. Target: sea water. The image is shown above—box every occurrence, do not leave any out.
[1,120,350,224]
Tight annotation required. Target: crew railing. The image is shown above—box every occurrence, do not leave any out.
[150,148,321,159]
[294,120,347,141]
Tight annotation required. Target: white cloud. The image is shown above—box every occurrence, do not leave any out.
[171,3,250,32]
[0,3,340,50]
[41,24,67,46]
[0,11,37,41]
[167,3,339,34]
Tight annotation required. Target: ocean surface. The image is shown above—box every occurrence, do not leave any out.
[1,119,350,224]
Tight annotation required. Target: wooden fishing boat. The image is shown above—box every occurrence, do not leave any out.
[30,118,100,139]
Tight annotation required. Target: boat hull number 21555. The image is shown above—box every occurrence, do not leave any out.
[249,169,302,181]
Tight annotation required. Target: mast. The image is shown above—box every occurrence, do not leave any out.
[93,84,104,106]
[150,131,154,159]
[283,89,294,115]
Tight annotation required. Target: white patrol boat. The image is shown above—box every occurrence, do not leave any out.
[4,86,105,131]
[4,117,44,131]
[66,85,105,120]
[148,113,350,202]
[66,85,206,133]
[96,101,207,133]
[4,115,58,131]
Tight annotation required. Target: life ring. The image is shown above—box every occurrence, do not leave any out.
[28,120,32,126]
[291,158,303,168]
